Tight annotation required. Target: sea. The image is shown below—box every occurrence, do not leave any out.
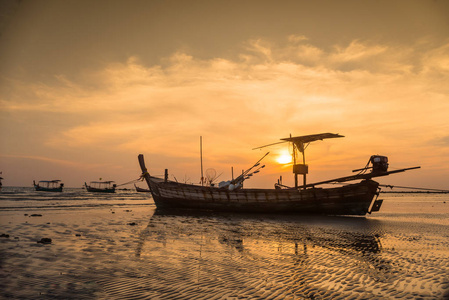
[0,186,152,212]
[1,187,448,299]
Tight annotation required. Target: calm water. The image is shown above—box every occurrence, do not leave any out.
[1,187,448,299]
[0,186,153,211]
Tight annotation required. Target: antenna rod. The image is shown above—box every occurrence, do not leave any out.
[242,152,269,177]
[231,152,269,185]
[200,136,204,186]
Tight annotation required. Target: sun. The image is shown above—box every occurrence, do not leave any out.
[276,151,292,164]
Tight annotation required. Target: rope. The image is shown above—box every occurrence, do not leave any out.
[379,184,449,193]
[115,178,143,187]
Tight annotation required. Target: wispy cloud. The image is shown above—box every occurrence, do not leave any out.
[0,154,95,169]
[331,40,388,63]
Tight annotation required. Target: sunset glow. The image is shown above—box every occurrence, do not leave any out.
[276,151,293,165]
[0,1,448,189]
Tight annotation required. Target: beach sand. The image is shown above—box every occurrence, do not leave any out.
[1,196,449,299]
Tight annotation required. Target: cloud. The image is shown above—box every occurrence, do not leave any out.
[433,135,449,147]
[331,40,388,63]
[1,37,449,187]
[421,42,449,74]
[0,154,95,169]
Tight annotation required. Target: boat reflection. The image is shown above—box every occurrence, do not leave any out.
[129,210,402,299]
[137,209,384,263]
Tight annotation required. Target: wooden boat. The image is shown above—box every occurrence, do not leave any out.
[134,183,151,192]
[138,133,419,215]
[33,180,64,192]
[84,181,116,193]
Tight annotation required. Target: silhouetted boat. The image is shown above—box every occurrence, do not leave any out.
[33,180,64,192]
[84,181,116,193]
[134,183,150,192]
[138,133,419,215]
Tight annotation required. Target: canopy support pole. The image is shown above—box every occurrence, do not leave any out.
[301,143,307,188]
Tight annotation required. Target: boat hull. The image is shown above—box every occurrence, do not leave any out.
[85,187,116,193]
[134,184,151,192]
[84,182,116,193]
[146,177,380,215]
[35,186,63,192]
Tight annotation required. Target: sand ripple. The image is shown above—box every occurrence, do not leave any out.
[1,207,449,299]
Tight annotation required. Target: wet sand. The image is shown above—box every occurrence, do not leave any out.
[1,197,449,299]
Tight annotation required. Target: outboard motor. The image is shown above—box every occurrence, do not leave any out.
[352,155,390,175]
[370,155,389,173]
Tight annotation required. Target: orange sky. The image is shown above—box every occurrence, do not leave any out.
[1,0,449,189]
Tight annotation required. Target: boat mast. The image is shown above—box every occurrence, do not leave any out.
[200,136,204,186]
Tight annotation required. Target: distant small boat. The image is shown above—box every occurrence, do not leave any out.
[33,180,64,192]
[0,175,3,191]
[84,181,116,193]
[134,183,150,192]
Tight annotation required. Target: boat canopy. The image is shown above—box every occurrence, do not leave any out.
[253,132,344,150]
[281,133,344,144]
[88,181,116,189]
